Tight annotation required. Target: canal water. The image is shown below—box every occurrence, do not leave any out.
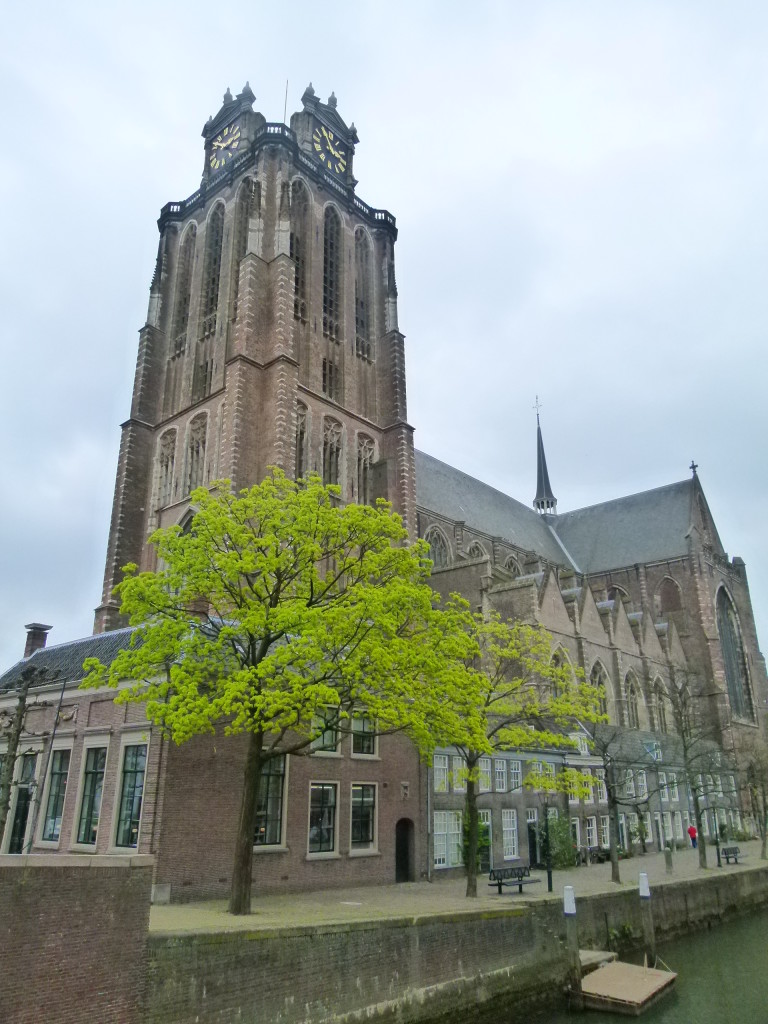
[531,907,768,1023]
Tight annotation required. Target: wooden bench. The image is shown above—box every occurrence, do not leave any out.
[722,845,741,864]
[488,865,541,894]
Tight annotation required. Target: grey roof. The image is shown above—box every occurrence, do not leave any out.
[415,450,567,564]
[0,628,136,693]
[416,450,696,576]
[552,481,694,573]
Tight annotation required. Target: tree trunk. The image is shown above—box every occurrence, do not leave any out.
[229,731,263,915]
[761,794,767,861]
[692,796,708,869]
[0,677,31,846]
[609,799,621,884]
[465,773,478,898]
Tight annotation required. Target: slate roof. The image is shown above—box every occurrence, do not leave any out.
[414,450,566,564]
[0,628,136,694]
[552,481,694,573]
[415,450,696,576]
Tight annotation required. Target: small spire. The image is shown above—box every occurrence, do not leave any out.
[690,460,698,477]
[533,397,557,515]
[327,91,338,108]
[223,87,233,103]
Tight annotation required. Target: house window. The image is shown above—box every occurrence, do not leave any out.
[322,419,342,487]
[673,811,684,840]
[668,772,679,800]
[254,755,285,846]
[311,710,339,753]
[571,817,582,848]
[625,770,635,798]
[42,749,70,842]
[479,757,492,793]
[659,772,669,802]
[600,815,610,847]
[495,759,507,792]
[644,812,652,843]
[662,811,673,841]
[351,716,376,756]
[433,810,462,868]
[509,760,522,790]
[115,744,147,849]
[323,206,341,340]
[309,783,337,853]
[452,756,466,793]
[8,753,38,854]
[351,784,376,850]
[502,809,518,859]
[77,747,107,845]
[637,770,648,798]
[586,816,597,848]
[596,769,608,803]
[568,777,579,804]
[433,754,449,793]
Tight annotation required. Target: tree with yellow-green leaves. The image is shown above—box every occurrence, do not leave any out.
[83,471,473,915]
[439,605,606,897]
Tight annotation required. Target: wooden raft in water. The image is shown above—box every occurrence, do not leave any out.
[579,959,677,1016]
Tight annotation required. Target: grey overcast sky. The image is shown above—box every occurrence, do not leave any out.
[1,1,766,669]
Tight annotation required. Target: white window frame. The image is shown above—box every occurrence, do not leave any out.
[509,759,522,791]
[350,715,377,758]
[478,757,492,793]
[599,814,610,847]
[479,808,493,870]
[433,754,449,793]
[37,741,74,848]
[70,733,111,852]
[571,817,581,848]
[625,769,635,798]
[310,708,341,755]
[495,759,507,792]
[658,771,669,802]
[349,781,377,855]
[636,770,647,798]
[586,816,597,847]
[668,772,679,800]
[662,811,673,842]
[502,808,518,860]
[452,755,466,793]
[596,768,608,803]
[110,731,150,852]
[0,742,43,855]
[307,780,340,858]
[673,811,684,840]
[433,810,462,868]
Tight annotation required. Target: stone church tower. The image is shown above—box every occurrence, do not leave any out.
[95,85,415,632]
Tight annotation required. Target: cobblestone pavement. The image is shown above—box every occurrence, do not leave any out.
[149,839,765,935]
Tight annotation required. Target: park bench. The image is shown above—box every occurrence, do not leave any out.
[488,865,541,894]
[722,845,741,864]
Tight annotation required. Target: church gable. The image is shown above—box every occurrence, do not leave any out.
[640,609,667,663]
[665,620,689,671]
[611,599,640,656]
[537,570,576,637]
[578,585,612,645]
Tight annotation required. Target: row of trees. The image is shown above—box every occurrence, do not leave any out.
[18,469,749,914]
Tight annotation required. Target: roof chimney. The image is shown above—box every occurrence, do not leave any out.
[24,622,52,658]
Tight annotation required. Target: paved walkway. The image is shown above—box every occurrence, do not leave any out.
[149,839,766,935]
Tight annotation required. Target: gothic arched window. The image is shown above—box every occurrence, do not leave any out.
[467,541,486,559]
[357,434,375,505]
[186,414,207,493]
[322,418,342,487]
[231,179,259,320]
[194,203,225,401]
[653,679,668,734]
[590,662,609,717]
[157,430,177,508]
[716,588,754,720]
[355,229,372,360]
[625,674,640,729]
[291,181,309,322]
[171,225,196,356]
[323,206,341,340]
[655,577,682,619]
[504,555,522,577]
[424,528,449,569]
[295,403,307,481]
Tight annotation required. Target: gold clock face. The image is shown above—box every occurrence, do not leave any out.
[209,122,242,170]
[312,124,347,175]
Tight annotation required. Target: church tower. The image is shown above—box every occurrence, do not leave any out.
[95,84,415,632]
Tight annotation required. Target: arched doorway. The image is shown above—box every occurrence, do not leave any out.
[395,818,415,882]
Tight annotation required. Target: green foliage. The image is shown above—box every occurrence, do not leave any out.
[462,814,490,866]
[83,472,467,755]
[538,814,578,869]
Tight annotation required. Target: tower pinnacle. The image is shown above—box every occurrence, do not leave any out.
[533,397,557,515]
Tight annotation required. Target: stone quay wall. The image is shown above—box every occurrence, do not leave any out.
[0,854,154,1024]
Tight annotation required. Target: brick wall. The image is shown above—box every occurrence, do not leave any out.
[0,854,153,1024]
